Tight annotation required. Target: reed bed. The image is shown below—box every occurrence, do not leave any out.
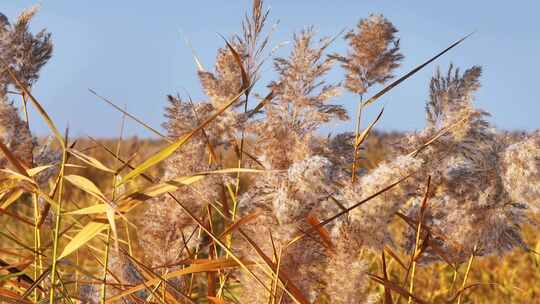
[0,2,538,303]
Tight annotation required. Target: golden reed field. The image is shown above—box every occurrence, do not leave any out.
[0,1,539,303]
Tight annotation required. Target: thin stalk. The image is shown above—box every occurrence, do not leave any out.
[145,227,201,302]
[55,270,76,304]
[457,247,476,304]
[206,205,218,298]
[25,91,41,302]
[100,227,112,304]
[407,235,421,302]
[32,193,42,302]
[124,222,133,256]
[225,183,239,259]
[408,177,431,303]
[450,267,459,293]
[49,131,68,304]
[234,93,250,196]
[21,92,30,131]
[102,109,126,303]
[116,107,132,257]
[216,272,231,299]
[351,95,363,183]
[75,250,79,298]
[187,227,202,298]
[165,192,273,296]
[271,247,282,304]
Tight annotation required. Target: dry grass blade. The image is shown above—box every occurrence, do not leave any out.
[408,114,471,157]
[219,211,261,239]
[380,251,393,304]
[1,189,25,209]
[247,90,274,118]
[0,231,44,257]
[0,206,35,227]
[64,175,108,203]
[407,176,431,304]
[105,259,245,303]
[221,35,250,92]
[0,287,33,304]
[457,246,476,304]
[64,204,108,215]
[355,106,384,148]
[89,89,168,140]
[121,249,195,303]
[384,246,407,271]
[368,274,428,304]
[271,246,283,304]
[198,168,276,175]
[0,259,35,287]
[63,174,119,250]
[165,190,273,300]
[396,212,460,269]
[0,141,29,176]
[396,211,463,261]
[289,174,411,246]
[186,93,220,164]
[351,106,384,182]
[68,148,116,173]
[119,89,246,185]
[0,168,35,184]
[306,215,334,251]
[39,139,77,230]
[26,165,54,177]
[363,32,473,107]
[57,221,108,259]
[87,136,157,183]
[114,176,205,212]
[182,30,205,71]
[446,283,506,303]
[63,174,121,246]
[0,60,65,148]
[19,266,51,300]
[0,258,23,270]
[0,271,26,283]
[239,229,310,304]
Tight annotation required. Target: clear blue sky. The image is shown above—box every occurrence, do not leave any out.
[4,1,539,137]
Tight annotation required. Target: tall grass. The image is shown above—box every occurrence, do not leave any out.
[0,2,539,304]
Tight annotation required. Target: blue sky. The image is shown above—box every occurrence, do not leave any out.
[3,1,539,137]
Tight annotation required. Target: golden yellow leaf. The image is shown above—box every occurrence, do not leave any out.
[58,221,108,259]
[64,204,108,215]
[26,164,53,177]
[68,149,116,173]
[64,175,108,203]
[0,168,35,185]
[0,189,24,209]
